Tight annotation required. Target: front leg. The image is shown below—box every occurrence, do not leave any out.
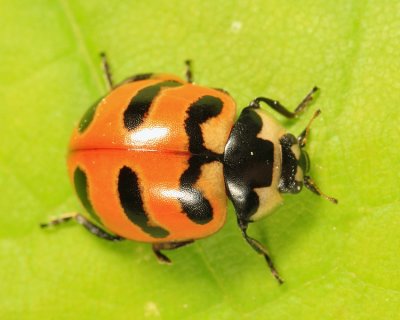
[249,86,319,119]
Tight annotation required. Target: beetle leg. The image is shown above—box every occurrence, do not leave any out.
[249,86,319,118]
[238,219,284,284]
[185,59,193,83]
[100,52,114,90]
[152,240,194,264]
[40,213,124,242]
[40,212,75,227]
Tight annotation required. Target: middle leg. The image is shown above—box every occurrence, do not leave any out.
[152,240,194,264]
[237,219,284,284]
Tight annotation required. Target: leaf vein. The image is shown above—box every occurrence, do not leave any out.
[59,0,104,92]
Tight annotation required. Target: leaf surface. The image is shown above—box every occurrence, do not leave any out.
[1,1,399,319]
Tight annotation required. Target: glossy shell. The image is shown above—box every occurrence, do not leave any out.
[68,75,236,242]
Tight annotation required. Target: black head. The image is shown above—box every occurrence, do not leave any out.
[278,133,304,194]
[279,110,338,204]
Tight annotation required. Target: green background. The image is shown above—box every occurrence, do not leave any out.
[1,1,399,319]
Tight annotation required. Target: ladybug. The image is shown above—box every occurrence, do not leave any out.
[42,54,337,284]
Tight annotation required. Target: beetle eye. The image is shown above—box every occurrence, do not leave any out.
[299,150,310,174]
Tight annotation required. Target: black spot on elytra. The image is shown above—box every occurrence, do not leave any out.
[184,95,223,155]
[74,167,101,223]
[78,97,103,133]
[118,166,169,238]
[179,157,214,224]
[122,73,154,83]
[123,80,182,131]
[177,95,224,224]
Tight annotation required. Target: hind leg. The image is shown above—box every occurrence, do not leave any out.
[40,213,124,242]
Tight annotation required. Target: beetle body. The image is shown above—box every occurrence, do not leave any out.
[43,59,337,283]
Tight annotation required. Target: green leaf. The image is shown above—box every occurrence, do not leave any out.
[1,1,399,319]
